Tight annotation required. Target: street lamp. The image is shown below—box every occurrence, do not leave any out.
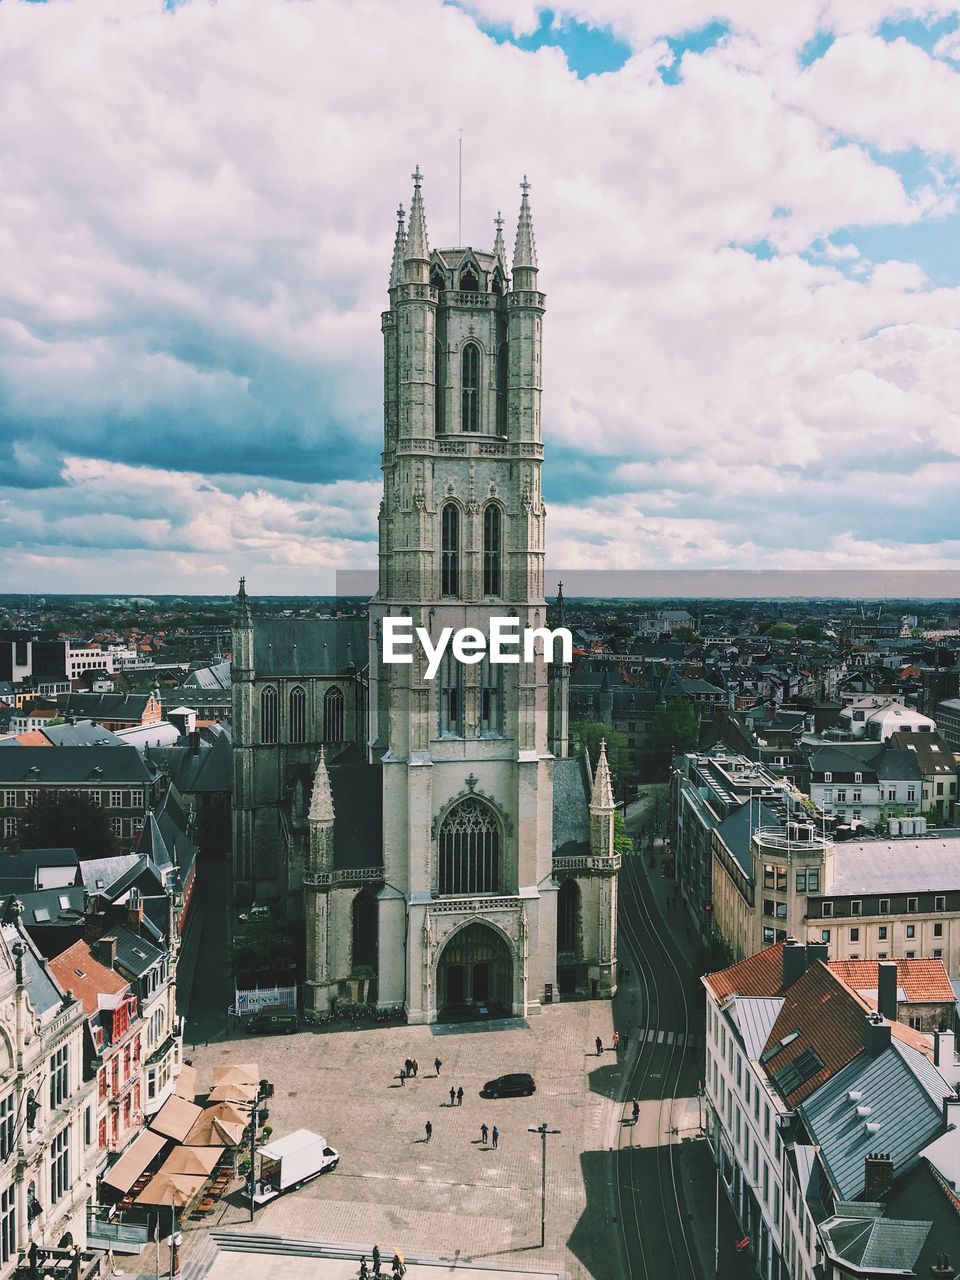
[528,1122,560,1248]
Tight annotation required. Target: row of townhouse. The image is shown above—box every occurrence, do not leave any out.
[0,905,101,1279]
[704,941,960,1280]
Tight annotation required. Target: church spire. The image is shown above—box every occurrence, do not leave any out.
[513,175,538,282]
[591,739,615,812]
[404,165,430,281]
[555,579,566,627]
[308,746,335,825]
[234,576,251,627]
[389,203,406,289]
[493,209,506,264]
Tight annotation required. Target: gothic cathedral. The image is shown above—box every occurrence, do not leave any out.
[233,170,620,1024]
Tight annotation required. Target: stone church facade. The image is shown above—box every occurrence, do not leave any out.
[233,170,620,1023]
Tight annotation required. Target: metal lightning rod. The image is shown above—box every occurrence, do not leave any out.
[458,128,463,245]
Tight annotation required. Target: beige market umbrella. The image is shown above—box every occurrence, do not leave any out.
[173,1065,198,1101]
[183,1107,246,1148]
[135,1171,206,1208]
[161,1146,222,1177]
[211,1064,259,1088]
[207,1080,257,1104]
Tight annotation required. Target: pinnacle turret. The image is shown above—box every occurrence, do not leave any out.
[493,210,507,264]
[234,576,251,627]
[513,175,538,274]
[308,746,335,825]
[389,203,406,289]
[590,739,615,812]
[404,165,430,274]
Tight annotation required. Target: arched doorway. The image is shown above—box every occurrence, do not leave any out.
[436,922,513,1018]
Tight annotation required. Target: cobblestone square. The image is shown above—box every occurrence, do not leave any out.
[184,1001,624,1278]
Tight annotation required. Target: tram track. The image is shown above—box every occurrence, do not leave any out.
[613,856,700,1280]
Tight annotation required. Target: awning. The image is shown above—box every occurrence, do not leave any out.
[150,1095,203,1143]
[183,1109,245,1148]
[173,1065,197,1101]
[135,1171,206,1208]
[160,1146,222,1177]
[211,1064,259,1088]
[101,1130,169,1193]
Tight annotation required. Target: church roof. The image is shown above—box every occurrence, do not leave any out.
[252,617,367,678]
[329,764,383,870]
[552,756,590,857]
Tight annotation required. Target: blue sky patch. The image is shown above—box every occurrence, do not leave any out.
[876,13,960,54]
[657,20,731,84]
[798,30,836,67]
[464,5,631,77]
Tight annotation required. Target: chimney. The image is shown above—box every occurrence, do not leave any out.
[863,1152,894,1200]
[805,941,829,969]
[189,730,200,753]
[97,935,118,968]
[782,937,806,990]
[127,900,144,928]
[930,1254,953,1278]
[864,1012,892,1058]
[935,1028,956,1071]
[877,961,898,1023]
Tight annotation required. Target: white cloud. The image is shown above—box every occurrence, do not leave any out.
[0,0,959,589]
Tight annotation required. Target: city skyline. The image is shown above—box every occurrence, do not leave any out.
[2,0,960,592]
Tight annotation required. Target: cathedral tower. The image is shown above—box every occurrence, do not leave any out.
[366,169,617,1023]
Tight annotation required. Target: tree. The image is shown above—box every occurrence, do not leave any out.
[570,722,629,784]
[613,812,633,856]
[644,699,697,779]
[20,793,120,861]
[230,907,295,977]
[765,620,796,639]
[694,932,734,977]
[796,619,824,642]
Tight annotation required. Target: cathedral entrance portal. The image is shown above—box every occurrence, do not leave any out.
[436,922,512,1019]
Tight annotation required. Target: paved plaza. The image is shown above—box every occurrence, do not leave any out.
[181,1000,627,1279]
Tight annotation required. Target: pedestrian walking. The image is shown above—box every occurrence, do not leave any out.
[398,1067,405,1085]
[622,1030,630,1053]
[360,1258,369,1279]
[372,1245,381,1276]
[456,1086,464,1106]
[595,1035,603,1056]
[392,1253,405,1278]
[434,1057,442,1076]
[449,1086,456,1107]
[425,1121,432,1141]
[632,1099,639,1124]
[412,1058,419,1077]
[404,1058,412,1076]
[612,1031,620,1051]
[480,1123,489,1145]
[492,1125,499,1149]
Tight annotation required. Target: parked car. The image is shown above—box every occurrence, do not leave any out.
[481,1072,536,1098]
[238,901,271,922]
[244,1009,299,1035]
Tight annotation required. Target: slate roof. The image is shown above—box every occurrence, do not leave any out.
[146,725,232,794]
[0,848,79,889]
[828,838,960,895]
[41,720,125,747]
[884,1159,960,1278]
[328,764,383,870]
[253,618,368,678]
[20,886,86,927]
[109,923,163,978]
[552,756,590,857]
[58,692,157,721]
[729,997,784,1059]
[820,1212,931,1272]
[890,731,959,776]
[183,661,231,690]
[0,746,158,784]
[1,922,63,1017]
[80,853,141,895]
[799,1039,950,1200]
[715,800,781,874]
[807,741,922,782]
[828,958,955,1005]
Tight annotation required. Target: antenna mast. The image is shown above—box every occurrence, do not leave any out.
[458,128,463,245]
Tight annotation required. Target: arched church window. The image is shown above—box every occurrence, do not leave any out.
[289,685,306,743]
[323,685,344,742]
[430,265,446,291]
[558,879,582,956]
[438,647,463,737]
[461,343,480,432]
[483,503,502,597]
[438,797,500,896]
[492,267,505,296]
[352,888,377,970]
[260,687,278,745]
[435,339,445,435]
[479,654,501,736]
[459,266,479,293]
[441,503,460,597]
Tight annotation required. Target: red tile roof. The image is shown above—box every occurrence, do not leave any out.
[49,939,127,1016]
[704,942,786,1000]
[828,958,955,1005]
[14,732,51,746]
[761,962,932,1107]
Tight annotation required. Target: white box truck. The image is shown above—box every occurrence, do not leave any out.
[247,1129,339,1204]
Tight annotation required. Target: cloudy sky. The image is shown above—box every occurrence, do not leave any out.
[2,0,960,594]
